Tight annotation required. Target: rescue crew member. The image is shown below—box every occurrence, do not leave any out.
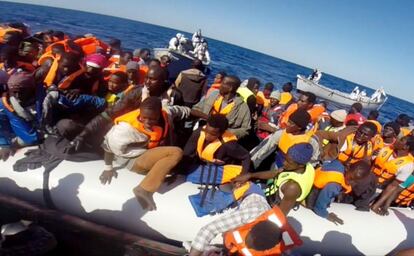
[183,114,251,184]
[191,75,251,139]
[371,136,414,215]
[100,97,190,211]
[371,135,414,188]
[235,143,315,214]
[306,160,371,225]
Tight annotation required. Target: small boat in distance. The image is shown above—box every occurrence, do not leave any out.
[296,75,388,110]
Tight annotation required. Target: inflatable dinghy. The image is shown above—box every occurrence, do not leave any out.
[0,148,413,255]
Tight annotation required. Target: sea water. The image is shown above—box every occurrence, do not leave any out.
[1,1,413,124]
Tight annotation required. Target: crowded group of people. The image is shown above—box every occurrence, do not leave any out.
[1,22,414,255]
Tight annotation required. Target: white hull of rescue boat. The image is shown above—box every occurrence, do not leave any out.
[0,148,413,255]
[296,75,387,110]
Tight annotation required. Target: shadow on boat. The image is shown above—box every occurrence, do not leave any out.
[288,216,364,256]
[386,209,414,256]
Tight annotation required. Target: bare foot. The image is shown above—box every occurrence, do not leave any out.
[133,186,157,211]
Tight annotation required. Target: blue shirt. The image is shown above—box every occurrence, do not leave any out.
[313,160,345,218]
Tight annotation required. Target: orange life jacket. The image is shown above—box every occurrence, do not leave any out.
[372,147,414,185]
[313,167,352,193]
[138,65,149,85]
[206,83,221,97]
[211,96,235,115]
[44,39,78,55]
[395,182,414,206]
[278,129,314,155]
[44,64,85,90]
[197,129,237,162]
[74,37,108,55]
[114,109,169,149]
[103,64,127,80]
[279,92,293,105]
[0,26,22,43]
[256,91,270,108]
[224,206,302,256]
[337,134,373,164]
[279,104,325,129]
[400,127,411,137]
[1,96,14,112]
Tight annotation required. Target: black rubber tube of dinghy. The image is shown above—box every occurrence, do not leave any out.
[0,193,186,255]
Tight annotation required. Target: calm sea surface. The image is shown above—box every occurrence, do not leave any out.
[1,1,413,123]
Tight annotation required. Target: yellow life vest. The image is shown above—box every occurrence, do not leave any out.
[211,96,235,115]
[280,92,293,105]
[196,129,237,162]
[372,147,414,185]
[278,129,314,155]
[114,109,169,149]
[338,134,373,164]
[237,87,254,103]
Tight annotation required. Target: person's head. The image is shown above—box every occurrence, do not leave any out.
[204,114,229,143]
[120,51,133,65]
[320,101,328,109]
[108,38,121,53]
[382,122,400,139]
[85,53,107,77]
[349,103,363,114]
[286,109,311,134]
[148,58,161,69]
[213,71,226,84]
[51,43,66,56]
[51,31,65,41]
[245,220,282,251]
[58,52,81,77]
[344,161,371,187]
[0,46,18,67]
[160,55,171,67]
[191,59,204,72]
[284,143,313,170]
[219,75,241,97]
[329,109,347,127]
[354,122,377,145]
[246,77,260,95]
[108,71,128,93]
[396,114,410,127]
[282,82,293,93]
[144,66,168,96]
[269,90,281,107]
[125,61,140,83]
[263,82,274,98]
[7,71,35,103]
[2,31,23,47]
[368,110,379,120]
[297,92,316,110]
[393,136,414,155]
[19,41,39,62]
[139,96,162,130]
[139,48,151,62]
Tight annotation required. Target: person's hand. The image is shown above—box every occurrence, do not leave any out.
[232,173,252,187]
[0,148,15,161]
[100,170,118,185]
[371,205,389,216]
[65,89,80,101]
[211,159,225,165]
[64,136,84,153]
[327,212,344,225]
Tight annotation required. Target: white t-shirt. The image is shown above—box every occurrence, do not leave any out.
[388,154,414,183]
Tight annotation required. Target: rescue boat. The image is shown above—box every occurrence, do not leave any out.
[0,148,413,255]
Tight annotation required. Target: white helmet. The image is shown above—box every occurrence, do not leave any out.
[176,33,183,39]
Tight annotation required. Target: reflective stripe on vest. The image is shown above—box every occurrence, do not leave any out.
[114,109,169,149]
[196,129,237,162]
[211,96,235,115]
[224,206,302,256]
[313,167,352,193]
[373,149,413,185]
[338,134,372,164]
[396,182,414,206]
